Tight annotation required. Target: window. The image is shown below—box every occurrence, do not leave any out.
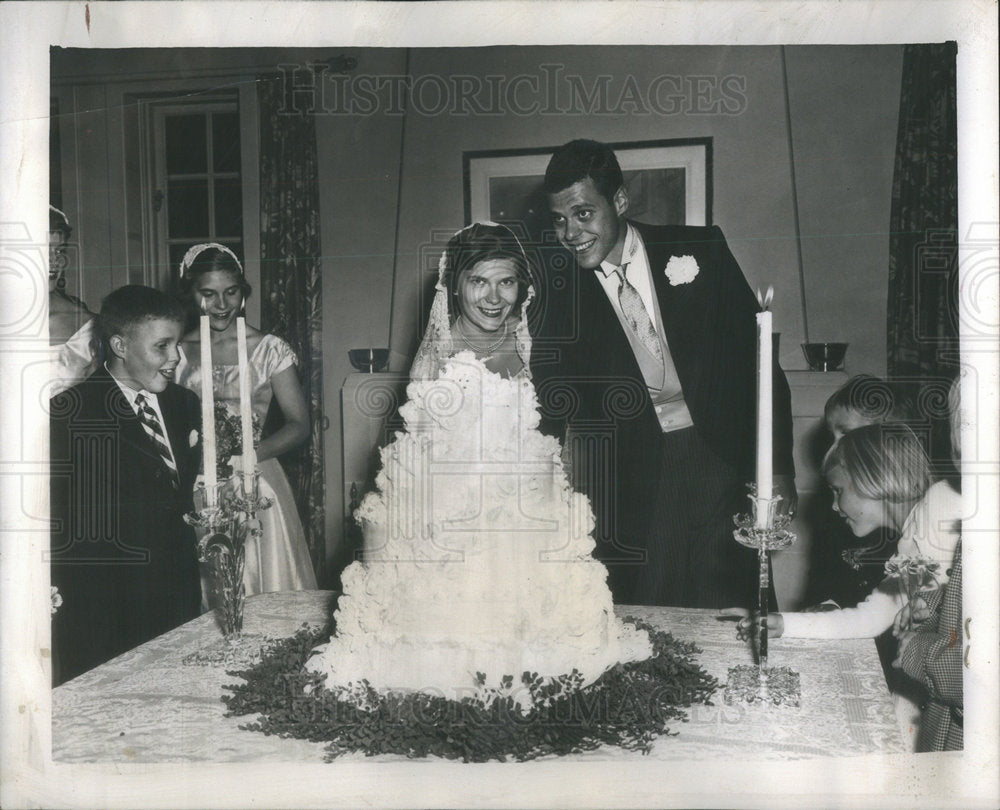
[152,100,244,279]
[121,84,258,312]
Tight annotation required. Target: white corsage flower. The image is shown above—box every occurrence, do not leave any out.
[189,429,199,448]
[51,586,62,614]
[664,255,699,286]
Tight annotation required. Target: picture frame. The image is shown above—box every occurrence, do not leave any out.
[463,137,712,238]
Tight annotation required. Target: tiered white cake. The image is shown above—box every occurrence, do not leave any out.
[307,352,651,708]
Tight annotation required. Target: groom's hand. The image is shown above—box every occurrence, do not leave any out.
[774,474,797,519]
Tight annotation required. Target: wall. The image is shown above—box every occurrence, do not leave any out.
[51,81,122,307]
[784,45,903,377]
[313,50,407,576]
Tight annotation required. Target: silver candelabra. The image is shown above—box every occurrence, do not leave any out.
[724,488,801,706]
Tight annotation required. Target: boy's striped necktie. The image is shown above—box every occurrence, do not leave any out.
[134,392,180,490]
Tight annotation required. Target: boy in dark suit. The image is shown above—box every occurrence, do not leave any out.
[50,285,203,685]
[534,138,795,608]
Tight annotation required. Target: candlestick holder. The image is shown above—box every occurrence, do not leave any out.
[184,479,232,532]
[229,469,273,517]
[185,471,272,641]
[724,488,801,706]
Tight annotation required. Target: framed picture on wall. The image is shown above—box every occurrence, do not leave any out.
[463,138,712,240]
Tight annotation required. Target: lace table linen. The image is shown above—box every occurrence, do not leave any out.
[52,592,905,762]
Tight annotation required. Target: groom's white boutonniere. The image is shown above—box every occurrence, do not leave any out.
[189,429,200,448]
[664,255,699,285]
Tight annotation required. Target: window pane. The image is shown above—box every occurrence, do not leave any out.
[165,114,207,174]
[212,112,241,173]
[167,179,209,238]
[168,242,192,282]
[214,178,243,238]
[217,241,243,266]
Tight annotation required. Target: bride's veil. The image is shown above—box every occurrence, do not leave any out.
[409,222,535,381]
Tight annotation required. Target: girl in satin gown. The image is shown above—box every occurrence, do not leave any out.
[176,243,317,596]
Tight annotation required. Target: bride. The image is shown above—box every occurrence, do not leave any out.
[409,221,534,381]
[306,222,651,705]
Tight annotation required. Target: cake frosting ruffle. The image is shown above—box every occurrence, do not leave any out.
[307,352,652,709]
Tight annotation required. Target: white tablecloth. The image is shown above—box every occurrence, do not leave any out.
[52,591,905,762]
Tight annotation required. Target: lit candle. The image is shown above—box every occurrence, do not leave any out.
[236,310,256,494]
[755,287,773,528]
[199,299,217,506]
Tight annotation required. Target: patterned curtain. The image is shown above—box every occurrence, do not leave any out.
[887,42,958,469]
[257,76,325,582]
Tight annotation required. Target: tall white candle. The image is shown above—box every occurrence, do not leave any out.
[236,313,256,493]
[755,305,773,528]
[199,301,217,506]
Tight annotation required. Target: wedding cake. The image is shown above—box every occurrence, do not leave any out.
[307,353,652,710]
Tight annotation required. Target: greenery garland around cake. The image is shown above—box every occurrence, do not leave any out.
[222,619,718,762]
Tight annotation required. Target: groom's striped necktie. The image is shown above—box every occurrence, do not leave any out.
[134,392,179,490]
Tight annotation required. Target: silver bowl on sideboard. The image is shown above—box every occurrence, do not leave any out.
[348,348,390,374]
[801,342,848,372]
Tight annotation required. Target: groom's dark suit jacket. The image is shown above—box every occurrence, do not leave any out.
[531,221,794,594]
[50,367,203,685]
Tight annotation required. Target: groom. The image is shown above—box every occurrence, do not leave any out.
[532,138,795,608]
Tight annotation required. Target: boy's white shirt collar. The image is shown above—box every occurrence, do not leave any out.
[105,361,178,463]
[105,361,160,411]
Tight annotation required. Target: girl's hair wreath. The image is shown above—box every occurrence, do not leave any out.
[179,242,244,279]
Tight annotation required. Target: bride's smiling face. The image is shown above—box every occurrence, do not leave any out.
[196,269,245,332]
[456,258,520,334]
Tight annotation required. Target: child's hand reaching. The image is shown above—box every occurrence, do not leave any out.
[893,594,931,637]
[891,595,933,668]
[892,629,917,669]
[718,607,785,640]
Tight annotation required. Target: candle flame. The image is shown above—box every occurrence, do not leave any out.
[756,286,774,311]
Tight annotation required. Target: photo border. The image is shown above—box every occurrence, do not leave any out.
[1,3,997,809]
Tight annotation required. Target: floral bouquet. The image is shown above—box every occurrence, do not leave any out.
[883,552,941,632]
[213,402,262,478]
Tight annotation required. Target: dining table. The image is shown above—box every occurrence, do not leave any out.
[51,590,906,763]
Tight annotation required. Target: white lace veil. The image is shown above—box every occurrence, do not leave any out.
[409,222,535,381]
